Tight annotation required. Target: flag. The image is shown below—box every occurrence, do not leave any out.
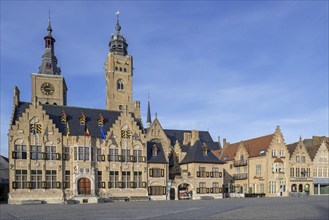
[66,122,70,139]
[85,126,90,137]
[100,126,106,140]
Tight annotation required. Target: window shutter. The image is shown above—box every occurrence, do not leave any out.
[56,182,61,188]
[210,172,213,178]
[206,172,209,177]
[149,169,153,177]
[148,187,151,195]
[210,188,213,193]
[12,152,17,159]
[142,182,146,188]
[161,169,164,177]
[219,172,222,178]
[12,181,17,189]
[102,182,105,188]
[196,188,200,194]
[42,181,47,189]
[163,186,166,195]
[42,153,46,160]
[118,155,122,162]
[101,155,105,161]
[197,171,200,177]
[130,156,134,162]
[219,188,222,193]
[108,182,111,188]
[142,156,146,162]
[206,188,209,193]
[56,153,61,160]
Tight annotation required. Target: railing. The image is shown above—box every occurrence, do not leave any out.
[233,173,248,180]
[233,160,248,167]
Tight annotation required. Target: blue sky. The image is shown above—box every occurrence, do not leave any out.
[1,1,328,156]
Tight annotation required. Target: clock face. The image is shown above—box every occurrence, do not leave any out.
[41,82,54,95]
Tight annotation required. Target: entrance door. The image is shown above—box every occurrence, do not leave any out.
[170,188,175,200]
[78,178,91,195]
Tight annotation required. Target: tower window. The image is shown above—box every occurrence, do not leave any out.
[115,67,118,71]
[119,67,122,72]
[117,80,124,91]
[124,68,127,72]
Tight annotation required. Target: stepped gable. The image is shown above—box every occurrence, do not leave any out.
[12,102,30,125]
[164,129,219,151]
[220,134,274,161]
[147,141,168,164]
[180,140,225,165]
[286,142,298,158]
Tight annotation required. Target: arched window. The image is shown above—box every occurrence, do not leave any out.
[115,67,118,71]
[119,67,122,72]
[117,80,124,91]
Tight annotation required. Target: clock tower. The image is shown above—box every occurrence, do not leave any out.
[105,12,133,112]
[31,16,67,106]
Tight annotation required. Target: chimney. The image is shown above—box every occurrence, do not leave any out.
[183,132,191,145]
[13,86,20,106]
[223,138,230,148]
[191,130,199,146]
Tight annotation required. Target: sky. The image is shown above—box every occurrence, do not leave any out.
[1,1,328,156]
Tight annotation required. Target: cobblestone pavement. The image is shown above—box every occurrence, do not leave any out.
[0,196,328,220]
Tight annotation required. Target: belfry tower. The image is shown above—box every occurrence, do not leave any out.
[105,12,133,112]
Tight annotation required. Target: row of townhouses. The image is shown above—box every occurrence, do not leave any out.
[7,16,328,204]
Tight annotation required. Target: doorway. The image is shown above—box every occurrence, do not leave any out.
[78,178,91,195]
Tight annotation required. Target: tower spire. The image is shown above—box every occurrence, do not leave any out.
[47,9,52,36]
[115,11,121,33]
[109,11,128,56]
[146,92,152,128]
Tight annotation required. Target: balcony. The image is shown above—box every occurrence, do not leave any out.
[233,173,248,180]
[233,160,248,167]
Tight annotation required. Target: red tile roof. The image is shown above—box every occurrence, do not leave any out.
[219,134,274,161]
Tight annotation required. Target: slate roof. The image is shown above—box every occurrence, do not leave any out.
[219,134,274,161]
[147,141,168,164]
[288,136,329,160]
[164,129,219,151]
[0,155,9,163]
[286,142,298,158]
[180,140,225,164]
[11,102,145,138]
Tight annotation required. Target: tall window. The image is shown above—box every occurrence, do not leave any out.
[133,150,143,162]
[279,181,286,192]
[313,168,317,177]
[77,147,89,161]
[31,170,42,189]
[63,147,69,160]
[122,149,130,162]
[91,147,94,162]
[280,150,285,157]
[109,149,119,161]
[301,156,305,163]
[212,182,220,193]
[296,168,300,177]
[109,171,119,188]
[272,150,276,157]
[31,146,42,160]
[290,167,294,177]
[323,169,328,177]
[269,181,276,193]
[212,167,219,178]
[46,170,56,189]
[97,171,102,188]
[117,80,124,91]
[134,171,142,188]
[122,171,131,188]
[46,146,56,160]
[14,145,27,159]
[256,165,262,175]
[97,148,102,161]
[64,170,70,189]
[15,170,27,189]
[199,167,206,178]
[296,156,300,163]
[318,168,322,177]
[199,182,207,194]
[259,183,264,193]
[149,186,163,195]
[150,168,162,177]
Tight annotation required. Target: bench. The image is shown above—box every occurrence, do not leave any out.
[129,196,149,202]
[109,196,129,202]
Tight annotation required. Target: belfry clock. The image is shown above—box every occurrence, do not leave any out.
[41,82,54,95]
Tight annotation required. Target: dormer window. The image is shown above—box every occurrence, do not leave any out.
[202,146,208,156]
[259,149,265,156]
[152,145,158,156]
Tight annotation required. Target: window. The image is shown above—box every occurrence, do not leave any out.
[301,168,306,177]
[149,186,164,195]
[115,66,118,71]
[121,149,130,162]
[150,168,163,177]
[117,80,124,91]
[313,168,317,177]
[212,167,219,178]
[14,145,27,159]
[240,155,244,161]
[279,181,286,192]
[119,67,122,72]
[64,170,70,188]
[199,167,206,178]
[15,170,27,189]
[109,171,119,188]
[30,146,42,160]
[46,146,56,160]
[212,182,220,193]
[109,149,119,161]
[259,183,264,193]
[31,170,42,189]
[98,171,102,188]
[269,181,276,193]
[290,167,294,177]
[318,168,322,177]
[324,169,328,177]
[272,163,284,174]
[280,150,285,157]
[133,150,143,162]
[272,150,276,157]
[77,147,89,161]
[122,171,131,188]
[97,148,102,161]
[202,146,208,156]
[256,165,262,175]
[124,68,127,72]
[63,147,69,160]
[199,182,207,194]
[46,170,56,189]
[91,147,94,161]
[152,145,158,156]
[296,168,300,177]
[301,156,305,163]
[259,150,265,156]
[134,171,142,188]
[296,156,300,163]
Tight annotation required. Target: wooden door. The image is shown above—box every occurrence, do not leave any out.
[78,178,91,195]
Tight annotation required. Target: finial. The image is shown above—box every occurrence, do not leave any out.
[115,11,121,33]
[299,136,302,141]
[47,9,52,34]
[155,113,157,119]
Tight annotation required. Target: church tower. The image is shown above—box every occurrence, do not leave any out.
[105,12,133,112]
[31,15,67,106]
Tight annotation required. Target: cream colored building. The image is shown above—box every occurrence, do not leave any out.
[8,15,223,204]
